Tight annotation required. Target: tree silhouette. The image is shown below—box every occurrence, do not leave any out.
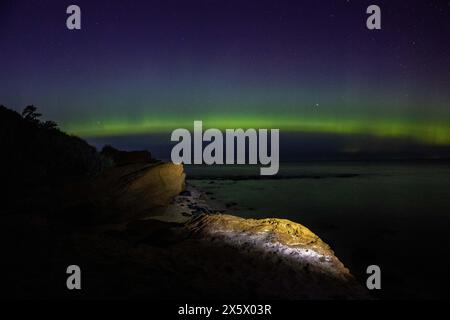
[22,105,42,124]
[41,120,58,130]
[21,105,59,130]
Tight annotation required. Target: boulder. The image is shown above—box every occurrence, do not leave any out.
[183,213,368,299]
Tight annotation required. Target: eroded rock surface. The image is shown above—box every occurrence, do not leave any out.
[64,162,185,223]
[182,214,367,299]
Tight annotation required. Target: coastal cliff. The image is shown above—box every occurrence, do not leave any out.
[7,151,367,299]
[64,162,186,223]
[2,105,366,299]
[6,159,366,299]
[65,162,366,299]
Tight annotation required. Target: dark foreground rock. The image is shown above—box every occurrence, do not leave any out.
[7,212,367,299]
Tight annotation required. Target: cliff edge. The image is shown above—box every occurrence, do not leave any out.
[1,105,366,299]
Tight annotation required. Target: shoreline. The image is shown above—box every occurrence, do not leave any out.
[132,168,369,299]
[142,182,225,224]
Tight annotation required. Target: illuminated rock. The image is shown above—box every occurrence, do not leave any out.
[61,164,367,298]
[184,214,367,298]
[66,162,185,223]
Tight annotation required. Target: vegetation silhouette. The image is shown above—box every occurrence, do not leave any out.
[0,105,104,198]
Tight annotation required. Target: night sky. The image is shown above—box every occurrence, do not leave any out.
[1,0,450,153]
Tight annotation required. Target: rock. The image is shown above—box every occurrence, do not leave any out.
[65,162,185,223]
[100,145,153,166]
[10,207,369,299]
[184,214,368,299]
[45,213,368,299]
[115,163,184,211]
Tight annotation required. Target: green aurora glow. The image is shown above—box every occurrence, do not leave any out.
[64,115,450,145]
[3,1,450,150]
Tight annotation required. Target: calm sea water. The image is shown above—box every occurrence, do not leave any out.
[185,162,450,299]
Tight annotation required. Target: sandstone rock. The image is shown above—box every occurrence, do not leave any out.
[183,213,368,299]
[65,162,185,223]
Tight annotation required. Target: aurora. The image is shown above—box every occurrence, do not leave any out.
[65,115,450,146]
[1,0,449,155]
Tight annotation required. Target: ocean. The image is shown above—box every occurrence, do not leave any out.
[185,162,450,299]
